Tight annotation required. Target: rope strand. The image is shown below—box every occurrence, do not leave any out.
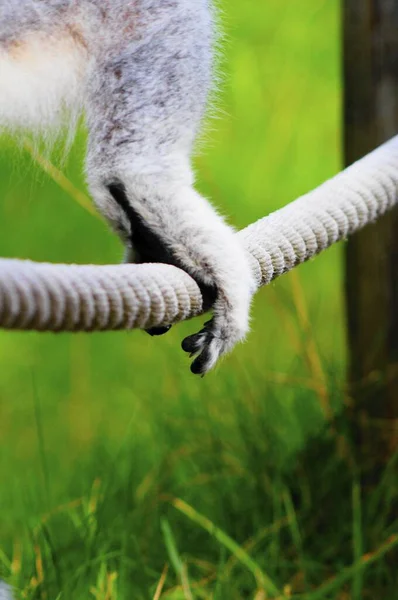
[2,136,398,332]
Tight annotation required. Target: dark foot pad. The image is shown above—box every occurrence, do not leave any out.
[146,325,172,336]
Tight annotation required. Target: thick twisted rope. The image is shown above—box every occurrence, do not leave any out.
[1,136,398,332]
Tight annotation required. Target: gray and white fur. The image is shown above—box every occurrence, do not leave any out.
[0,0,255,375]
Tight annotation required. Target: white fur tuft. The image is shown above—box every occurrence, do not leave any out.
[0,33,87,141]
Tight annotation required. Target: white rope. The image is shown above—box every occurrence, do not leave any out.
[1,136,398,332]
[0,581,12,600]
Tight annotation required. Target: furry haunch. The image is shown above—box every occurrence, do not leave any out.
[0,0,255,374]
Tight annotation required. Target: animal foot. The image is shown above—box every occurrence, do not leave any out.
[181,311,248,376]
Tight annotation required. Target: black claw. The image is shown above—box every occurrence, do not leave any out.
[190,347,211,375]
[190,360,204,375]
[182,319,215,354]
[146,325,172,336]
[181,332,204,353]
[181,336,194,353]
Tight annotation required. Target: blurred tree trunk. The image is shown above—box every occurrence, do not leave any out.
[344,0,398,466]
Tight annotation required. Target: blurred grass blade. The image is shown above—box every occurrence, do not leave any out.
[32,373,51,510]
[23,139,99,219]
[351,479,363,600]
[283,488,309,593]
[153,564,169,600]
[306,534,398,600]
[169,497,282,597]
[160,518,193,600]
[0,548,11,572]
[289,271,331,420]
[160,519,183,578]
[282,489,302,553]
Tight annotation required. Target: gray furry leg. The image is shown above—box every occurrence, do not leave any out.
[84,1,254,374]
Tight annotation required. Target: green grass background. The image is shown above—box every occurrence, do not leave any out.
[1,1,397,598]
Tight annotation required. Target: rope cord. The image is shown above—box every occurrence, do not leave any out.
[1,136,398,332]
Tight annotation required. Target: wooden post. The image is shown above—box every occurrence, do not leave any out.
[344,1,398,463]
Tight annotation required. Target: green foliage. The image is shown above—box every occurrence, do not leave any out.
[1,1,397,598]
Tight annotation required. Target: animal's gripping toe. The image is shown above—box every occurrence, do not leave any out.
[182,324,219,375]
[181,319,212,354]
[182,315,246,376]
